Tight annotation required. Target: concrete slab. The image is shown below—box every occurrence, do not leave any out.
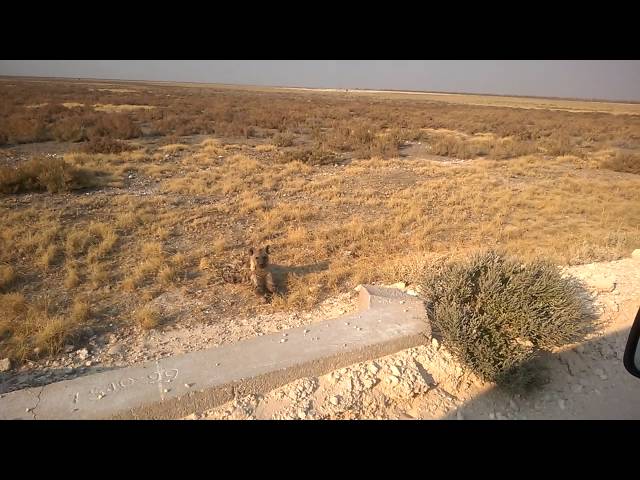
[0,285,429,420]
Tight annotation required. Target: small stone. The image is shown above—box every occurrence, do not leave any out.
[76,348,89,360]
[387,375,399,386]
[280,338,287,343]
[163,388,170,393]
[215,363,221,367]
[85,361,92,367]
[330,396,340,406]
[390,365,401,376]
[345,322,350,326]
[26,407,32,413]
[282,333,288,337]
[368,364,379,375]
[391,282,406,289]
[0,358,11,372]
[298,409,307,419]
[431,338,439,350]
[185,383,193,388]
[631,249,640,261]
[107,344,123,356]
[64,345,74,353]
[303,329,310,334]
[405,289,418,296]
[363,378,375,389]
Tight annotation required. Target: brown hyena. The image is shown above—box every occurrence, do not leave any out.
[248,245,277,300]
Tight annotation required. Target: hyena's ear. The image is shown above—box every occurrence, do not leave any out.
[264,245,270,254]
[248,247,254,256]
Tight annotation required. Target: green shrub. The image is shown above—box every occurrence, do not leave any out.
[420,251,594,391]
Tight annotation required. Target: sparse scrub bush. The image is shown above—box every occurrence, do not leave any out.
[600,151,640,174]
[428,134,474,158]
[90,113,142,139]
[0,157,105,194]
[273,131,295,147]
[544,133,575,156]
[1,116,50,143]
[81,137,134,154]
[427,134,537,160]
[0,264,16,291]
[421,251,594,392]
[51,116,89,142]
[278,146,338,165]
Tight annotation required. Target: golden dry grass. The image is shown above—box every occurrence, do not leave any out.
[62,102,84,109]
[1,78,639,365]
[135,304,160,330]
[93,104,155,113]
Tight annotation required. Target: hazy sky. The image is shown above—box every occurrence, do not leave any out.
[1,60,639,101]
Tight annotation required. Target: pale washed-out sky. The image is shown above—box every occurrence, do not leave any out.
[1,60,639,102]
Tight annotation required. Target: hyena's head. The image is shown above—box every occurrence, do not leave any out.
[248,245,270,270]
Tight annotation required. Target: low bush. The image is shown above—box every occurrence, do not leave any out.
[420,251,594,391]
[0,157,105,194]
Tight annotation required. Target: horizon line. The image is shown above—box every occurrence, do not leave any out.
[1,73,639,105]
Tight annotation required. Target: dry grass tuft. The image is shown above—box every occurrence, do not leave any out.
[135,304,161,330]
[0,264,16,291]
[0,293,87,360]
[70,299,91,323]
[64,262,80,289]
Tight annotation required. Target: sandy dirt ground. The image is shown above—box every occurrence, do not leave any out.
[191,255,640,420]
[2,255,639,420]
